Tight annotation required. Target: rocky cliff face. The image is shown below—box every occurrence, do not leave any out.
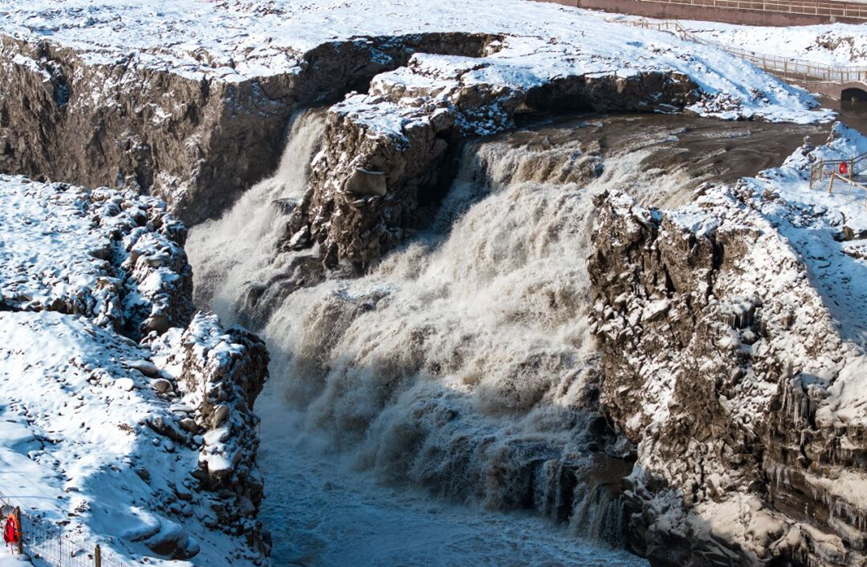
[0,32,500,224]
[588,165,867,566]
[0,0,825,226]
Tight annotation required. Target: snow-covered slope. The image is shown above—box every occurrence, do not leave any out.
[0,176,269,566]
[602,12,867,68]
[0,0,830,120]
[682,21,867,67]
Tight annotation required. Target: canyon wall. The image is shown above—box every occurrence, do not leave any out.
[0,33,501,224]
[589,173,867,566]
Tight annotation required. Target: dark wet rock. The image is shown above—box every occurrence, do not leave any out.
[282,56,698,273]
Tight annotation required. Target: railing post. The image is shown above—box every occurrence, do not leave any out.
[14,507,22,555]
[95,544,102,567]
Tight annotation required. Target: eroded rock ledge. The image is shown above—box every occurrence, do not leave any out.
[150,313,270,557]
[588,181,867,566]
[278,52,698,278]
[0,0,827,227]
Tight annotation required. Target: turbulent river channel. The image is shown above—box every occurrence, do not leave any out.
[187,109,841,567]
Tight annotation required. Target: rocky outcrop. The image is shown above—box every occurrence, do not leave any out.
[0,173,271,563]
[0,0,827,227]
[0,174,192,339]
[149,313,270,557]
[0,33,501,224]
[281,52,699,273]
[588,185,867,567]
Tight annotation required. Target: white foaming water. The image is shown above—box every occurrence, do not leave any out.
[187,113,730,566]
[256,392,646,567]
[187,111,327,322]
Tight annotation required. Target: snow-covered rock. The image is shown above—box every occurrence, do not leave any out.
[0,175,270,565]
[0,311,267,565]
[150,312,269,551]
[0,0,832,224]
[588,123,867,567]
[0,175,192,339]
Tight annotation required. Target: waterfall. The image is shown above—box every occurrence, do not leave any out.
[186,110,327,324]
[185,112,747,551]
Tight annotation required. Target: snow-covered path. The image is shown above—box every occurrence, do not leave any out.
[256,389,647,567]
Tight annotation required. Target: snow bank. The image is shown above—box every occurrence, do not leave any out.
[0,175,192,338]
[0,312,255,565]
[0,0,832,123]
[679,20,867,67]
[0,176,270,565]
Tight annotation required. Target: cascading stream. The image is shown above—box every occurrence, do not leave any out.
[186,110,827,566]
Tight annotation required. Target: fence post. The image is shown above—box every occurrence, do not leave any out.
[95,544,102,567]
[14,507,22,555]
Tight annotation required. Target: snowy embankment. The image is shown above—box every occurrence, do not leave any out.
[601,13,867,68]
[0,176,269,566]
[589,123,867,566]
[0,0,833,226]
[684,21,867,67]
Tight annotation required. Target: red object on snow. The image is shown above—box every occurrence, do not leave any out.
[3,514,20,546]
[839,161,849,175]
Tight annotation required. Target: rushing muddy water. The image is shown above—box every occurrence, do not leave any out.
[188,109,837,567]
[256,393,647,567]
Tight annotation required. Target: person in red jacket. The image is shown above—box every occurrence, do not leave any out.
[3,513,20,553]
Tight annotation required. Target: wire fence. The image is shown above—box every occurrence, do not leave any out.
[635,0,867,20]
[810,151,867,189]
[2,503,129,567]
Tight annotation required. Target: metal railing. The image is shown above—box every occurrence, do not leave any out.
[624,17,867,206]
[636,0,867,20]
[628,18,867,83]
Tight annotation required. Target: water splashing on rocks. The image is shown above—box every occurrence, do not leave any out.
[186,110,827,565]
